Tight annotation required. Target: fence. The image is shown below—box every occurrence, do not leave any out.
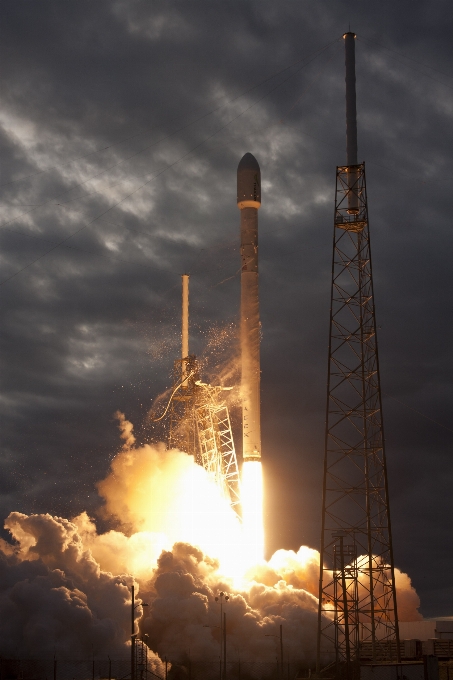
[0,659,133,680]
[317,659,452,680]
[0,659,450,680]
[0,660,313,680]
[359,658,452,680]
[174,662,311,680]
[439,662,453,680]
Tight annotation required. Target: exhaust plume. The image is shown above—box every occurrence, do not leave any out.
[0,414,422,661]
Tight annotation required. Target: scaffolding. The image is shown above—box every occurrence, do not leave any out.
[164,275,241,519]
[135,639,149,680]
[167,361,241,519]
[316,162,400,672]
[316,33,400,675]
[195,382,241,512]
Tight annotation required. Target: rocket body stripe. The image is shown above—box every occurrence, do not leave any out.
[237,154,261,461]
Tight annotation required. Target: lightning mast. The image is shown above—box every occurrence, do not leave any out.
[168,274,198,458]
[316,33,400,674]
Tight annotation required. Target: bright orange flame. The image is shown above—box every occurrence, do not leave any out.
[97,438,244,576]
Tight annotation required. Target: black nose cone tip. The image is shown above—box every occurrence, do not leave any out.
[237,152,260,174]
[237,152,261,207]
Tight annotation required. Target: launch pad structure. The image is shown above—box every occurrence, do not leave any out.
[152,36,401,673]
[165,275,241,518]
[316,33,400,675]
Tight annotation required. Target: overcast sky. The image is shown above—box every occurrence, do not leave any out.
[0,0,452,619]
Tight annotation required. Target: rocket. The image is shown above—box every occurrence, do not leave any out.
[238,153,265,562]
[237,153,261,462]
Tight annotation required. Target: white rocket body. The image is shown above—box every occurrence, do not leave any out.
[238,153,264,563]
[237,153,261,462]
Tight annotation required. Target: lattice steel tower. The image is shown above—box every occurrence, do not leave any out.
[316,33,400,673]
[165,276,241,519]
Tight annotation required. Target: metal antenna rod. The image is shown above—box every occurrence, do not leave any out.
[344,32,359,215]
[345,32,358,166]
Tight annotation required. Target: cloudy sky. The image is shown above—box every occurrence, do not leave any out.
[0,0,452,619]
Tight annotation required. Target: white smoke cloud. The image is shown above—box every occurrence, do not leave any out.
[96,414,243,576]
[0,413,422,662]
[394,567,423,622]
[138,541,319,664]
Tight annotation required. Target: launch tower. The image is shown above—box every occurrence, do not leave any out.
[164,276,241,517]
[316,33,400,674]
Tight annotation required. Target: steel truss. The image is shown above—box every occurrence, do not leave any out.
[317,163,400,672]
[135,639,150,680]
[195,383,241,513]
[169,357,241,518]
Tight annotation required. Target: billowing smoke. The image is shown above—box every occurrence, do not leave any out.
[0,512,134,658]
[0,414,422,662]
[96,413,243,576]
[394,569,423,622]
[138,542,319,665]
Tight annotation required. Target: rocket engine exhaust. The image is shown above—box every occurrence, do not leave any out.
[238,153,264,563]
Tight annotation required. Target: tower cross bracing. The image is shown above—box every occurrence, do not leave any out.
[169,374,241,519]
[165,275,241,518]
[317,163,400,671]
[195,383,241,513]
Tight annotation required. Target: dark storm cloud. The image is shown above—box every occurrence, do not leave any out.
[0,0,452,620]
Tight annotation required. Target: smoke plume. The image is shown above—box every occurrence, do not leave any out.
[0,414,422,662]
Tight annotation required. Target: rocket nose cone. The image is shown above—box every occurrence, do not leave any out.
[237,152,260,174]
[237,153,261,207]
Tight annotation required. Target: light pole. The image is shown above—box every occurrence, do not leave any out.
[223,611,226,680]
[265,624,283,680]
[131,584,148,680]
[215,592,229,680]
